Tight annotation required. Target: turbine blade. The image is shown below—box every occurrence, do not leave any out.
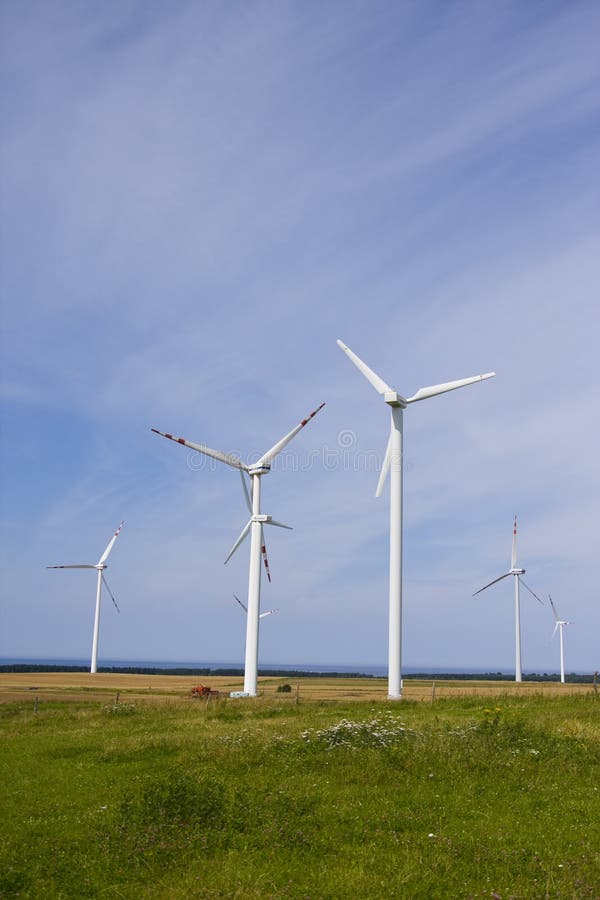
[101,575,120,613]
[520,577,544,605]
[224,520,252,564]
[548,594,559,621]
[46,564,96,569]
[97,521,124,566]
[405,372,495,404]
[261,527,272,583]
[233,593,248,613]
[375,433,392,498]
[240,469,252,513]
[253,403,325,469]
[511,515,517,569]
[336,339,392,394]
[473,571,511,596]
[259,608,279,619]
[267,519,293,530]
[151,428,247,470]
[552,622,559,638]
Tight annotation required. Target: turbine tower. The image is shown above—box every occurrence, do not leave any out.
[47,522,123,674]
[473,516,543,682]
[548,595,573,684]
[337,339,495,699]
[152,403,324,697]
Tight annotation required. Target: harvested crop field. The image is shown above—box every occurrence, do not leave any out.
[0,671,592,705]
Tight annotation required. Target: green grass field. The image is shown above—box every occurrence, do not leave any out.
[1,691,599,898]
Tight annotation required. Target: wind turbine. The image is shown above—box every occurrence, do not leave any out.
[337,339,495,699]
[473,516,543,682]
[47,522,124,674]
[548,595,573,684]
[152,403,324,696]
[233,594,279,619]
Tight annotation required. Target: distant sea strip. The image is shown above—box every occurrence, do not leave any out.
[0,659,595,682]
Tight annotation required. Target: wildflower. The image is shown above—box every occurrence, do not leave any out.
[301,714,419,749]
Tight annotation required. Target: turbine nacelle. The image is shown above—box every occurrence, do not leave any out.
[247,464,271,476]
[510,567,525,575]
[384,390,406,408]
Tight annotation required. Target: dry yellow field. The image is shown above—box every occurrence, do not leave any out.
[0,671,592,704]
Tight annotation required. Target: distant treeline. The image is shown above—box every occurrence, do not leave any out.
[409,672,596,684]
[0,664,596,683]
[1,664,372,678]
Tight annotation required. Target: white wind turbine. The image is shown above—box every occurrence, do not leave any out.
[548,595,573,684]
[337,339,495,699]
[47,522,124,674]
[473,516,543,682]
[233,594,279,619]
[152,403,324,696]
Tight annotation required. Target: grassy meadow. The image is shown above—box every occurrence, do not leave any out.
[1,677,598,898]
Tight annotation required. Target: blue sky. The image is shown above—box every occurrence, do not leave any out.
[1,1,599,672]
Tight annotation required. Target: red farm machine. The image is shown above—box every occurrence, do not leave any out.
[190,684,220,700]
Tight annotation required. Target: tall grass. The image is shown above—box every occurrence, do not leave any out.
[1,693,598,897]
